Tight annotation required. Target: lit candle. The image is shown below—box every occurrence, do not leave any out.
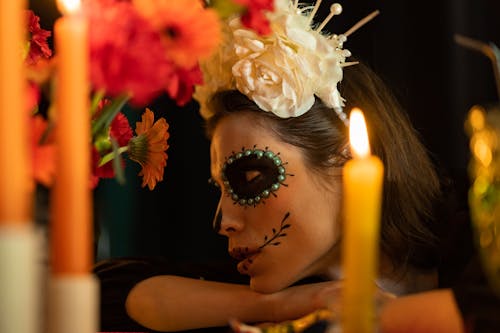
[342,108,384,333]
[51,0,91,274]
[48,2,98,333]
[0,0,30,223]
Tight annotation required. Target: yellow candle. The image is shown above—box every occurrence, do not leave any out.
[0,0,30,224]
[51,0,92,274]
[342,108,384,333]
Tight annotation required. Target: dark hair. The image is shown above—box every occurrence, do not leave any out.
[204,62,441,273]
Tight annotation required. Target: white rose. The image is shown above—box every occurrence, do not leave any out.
[232,41,315,118]
[286,20,347,110]
[233,28,266,57]
[195,0,352,120]
[315,45,347,109]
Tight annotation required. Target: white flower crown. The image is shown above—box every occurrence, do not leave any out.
[194,0,378,122]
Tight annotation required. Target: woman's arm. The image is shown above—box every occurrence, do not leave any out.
[125,275,337,332]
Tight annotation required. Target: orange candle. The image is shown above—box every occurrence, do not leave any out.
[342,108,384,333]
[0,0,30,224]
[51,0,91,274]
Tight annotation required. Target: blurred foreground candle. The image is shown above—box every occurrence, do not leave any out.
[0,2,39,333]
[49,1,98,333]
[52,0,91,275]
[342,108,384,333]
[0,0,30,223]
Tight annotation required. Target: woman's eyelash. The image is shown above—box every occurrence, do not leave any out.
[208,177,220,188]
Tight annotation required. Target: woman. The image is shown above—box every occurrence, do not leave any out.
[95,1,445,332]
[203,61,441,295]
[96,62,443,332]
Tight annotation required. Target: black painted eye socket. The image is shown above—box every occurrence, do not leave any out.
[225,156,277,196]
[222,148,288,206]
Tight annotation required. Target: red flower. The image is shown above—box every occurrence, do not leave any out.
[233,0,274,35]
[31,116,56,187]
[165,65,203,106]
[87,0,174,106]
[234,0,274,11]
[92,146,116,178]
[90,147,112,189]
[110,112,133,146]
[25,10,52,65]
[133,0,221,68]
[90,111,133,187]
[240,9,271,35]
[26,82,40,113]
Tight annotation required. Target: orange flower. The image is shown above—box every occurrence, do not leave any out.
[128,108,169,190]
[133,0,221,68]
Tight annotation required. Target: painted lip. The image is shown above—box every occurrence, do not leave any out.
[236,252,260,275]
[229,246,261,261]
[229,247,262,275]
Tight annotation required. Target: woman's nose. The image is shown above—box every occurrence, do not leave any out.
[212,200,222,232]
[213,198,244,236]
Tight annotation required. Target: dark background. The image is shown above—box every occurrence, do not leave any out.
[29,1,500,264]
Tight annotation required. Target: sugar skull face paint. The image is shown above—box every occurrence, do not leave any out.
[210,113,343,293]
[221,146,289,207]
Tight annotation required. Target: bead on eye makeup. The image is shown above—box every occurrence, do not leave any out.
[221,146,293,207]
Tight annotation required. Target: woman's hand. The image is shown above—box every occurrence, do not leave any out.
[268,280,395,323]
[266,281,342,323]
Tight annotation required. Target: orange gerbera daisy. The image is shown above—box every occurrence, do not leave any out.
[133,0,221,68]
[128,108,169,190]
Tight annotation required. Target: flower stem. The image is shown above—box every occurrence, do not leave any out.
[99,146,128,167]
[91,93,130,139]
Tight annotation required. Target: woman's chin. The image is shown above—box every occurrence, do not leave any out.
[249,276,291,294]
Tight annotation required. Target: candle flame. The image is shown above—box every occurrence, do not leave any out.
[349,108,371,159]
[56,0,81,15]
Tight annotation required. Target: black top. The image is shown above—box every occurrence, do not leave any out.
[94,257,245,333]
[452,255,500,333]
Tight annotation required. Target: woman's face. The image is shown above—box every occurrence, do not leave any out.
[210,113,343,293]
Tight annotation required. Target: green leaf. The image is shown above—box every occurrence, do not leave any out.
[208,0,245,19]
[112,138,126,185]
[90,90,106,116]
[91,93,130,139]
